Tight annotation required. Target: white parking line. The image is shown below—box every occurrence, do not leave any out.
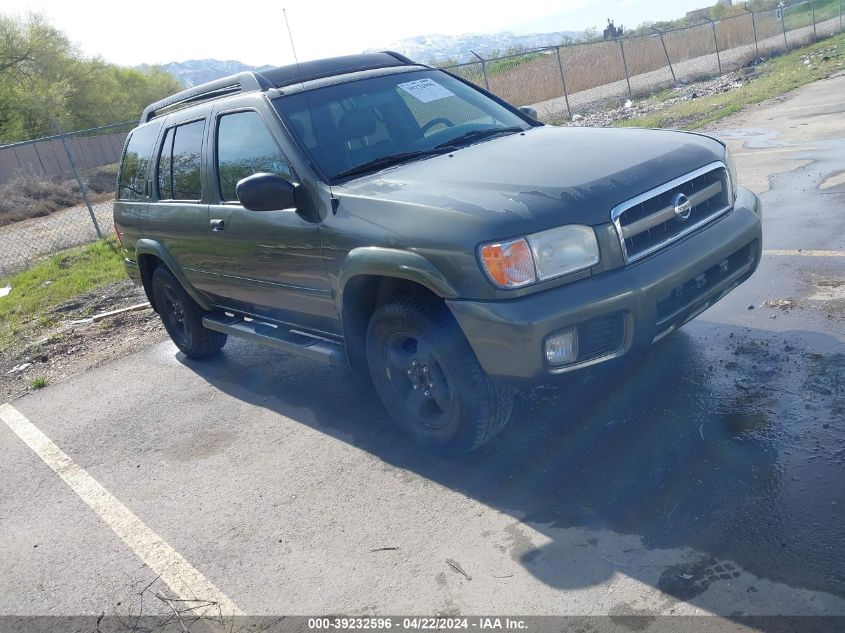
[0,403,243,617]
[764,249,845,257]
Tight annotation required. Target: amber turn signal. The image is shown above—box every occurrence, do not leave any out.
[479,238,536,288]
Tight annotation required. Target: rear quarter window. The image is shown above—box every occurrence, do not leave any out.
[117,122,162,200]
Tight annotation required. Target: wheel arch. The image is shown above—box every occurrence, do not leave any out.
[337,248,460,374]
[135,239,211,312]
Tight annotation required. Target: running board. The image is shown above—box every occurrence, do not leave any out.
[202,313,346,367]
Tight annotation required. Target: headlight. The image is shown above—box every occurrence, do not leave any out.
[724,147,738,203]
[527,225,600,281]
[479,225,599,288]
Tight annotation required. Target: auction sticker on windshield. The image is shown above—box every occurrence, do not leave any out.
[397,78,455,103]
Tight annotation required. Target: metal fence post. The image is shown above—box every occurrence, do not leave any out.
[31,142,47,177]
[652,27,676,83]
[554,47,572,119]
[811,0,817,41]
[59,131,102,239]
[10,146,23,170]
[747,9,760,59]
[705,18,723,75]
[618,39,632,99]
[780,8,788,50]
[471,50,490,91]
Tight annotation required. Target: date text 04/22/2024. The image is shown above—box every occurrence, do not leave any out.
[307,618,528,630]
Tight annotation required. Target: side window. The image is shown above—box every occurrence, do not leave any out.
[157,119,204,201]
[216,111,292,202]
[117,122,161,200]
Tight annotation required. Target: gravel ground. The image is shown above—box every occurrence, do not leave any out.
[559,67,760,128]
[0,198,115,278]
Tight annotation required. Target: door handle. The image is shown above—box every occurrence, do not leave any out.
[210,219,225,232]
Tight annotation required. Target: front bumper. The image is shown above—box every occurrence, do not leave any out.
[447,187,762,381]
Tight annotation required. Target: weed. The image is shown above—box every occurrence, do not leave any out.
[0,239,124,353]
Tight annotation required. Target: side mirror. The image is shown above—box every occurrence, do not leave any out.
[518,106,539,121]
[235,173,297,211]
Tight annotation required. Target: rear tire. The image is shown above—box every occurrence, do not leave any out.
[151,266,227,358]
[366,292,513,455]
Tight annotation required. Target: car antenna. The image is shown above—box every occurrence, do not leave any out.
[283,8,305,92]
[282,8,339,214]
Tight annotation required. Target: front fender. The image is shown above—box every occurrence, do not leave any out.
[134,239,212,311]
[336,247,459,311]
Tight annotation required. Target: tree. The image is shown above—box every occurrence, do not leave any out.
[0,12,182,143]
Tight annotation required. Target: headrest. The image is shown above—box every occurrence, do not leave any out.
[338,109,378,141]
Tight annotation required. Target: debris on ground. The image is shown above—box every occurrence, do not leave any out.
[0,285,11,298]
[799,46,841,70]
[446,558,472,580]
[0,279,166,401]
[764,298,798,310]
[561,67,759,128]
[91,302,151,322]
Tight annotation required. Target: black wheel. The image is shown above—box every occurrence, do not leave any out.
[366,292,513,454]
[151,266,227,358]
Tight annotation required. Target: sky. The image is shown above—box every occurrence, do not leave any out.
[5,0,712,67]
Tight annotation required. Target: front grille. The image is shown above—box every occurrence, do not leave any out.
[656,242,755,325]
[612,162,732,264]
[577,312,626,362]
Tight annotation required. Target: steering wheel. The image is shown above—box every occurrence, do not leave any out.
[421,118,454,136]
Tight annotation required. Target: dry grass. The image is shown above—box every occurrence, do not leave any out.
[448,7,839,107]
[0,164,117,227]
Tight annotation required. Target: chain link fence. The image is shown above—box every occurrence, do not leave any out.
[1,0,843,278]
[443,0,844,121]
[0,122,134,278]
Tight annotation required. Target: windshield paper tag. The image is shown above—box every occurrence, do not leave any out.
[397,79,455,103]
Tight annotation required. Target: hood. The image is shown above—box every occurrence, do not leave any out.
[338,125,726,232]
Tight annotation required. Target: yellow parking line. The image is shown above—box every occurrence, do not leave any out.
[0,403,243,616]
[764,249,845,257]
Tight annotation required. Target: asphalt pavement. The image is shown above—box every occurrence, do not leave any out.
[1,75,843,626]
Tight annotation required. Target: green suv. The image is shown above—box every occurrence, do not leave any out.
[114,52,762,454]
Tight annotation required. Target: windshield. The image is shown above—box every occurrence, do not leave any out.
[273,69,530,182]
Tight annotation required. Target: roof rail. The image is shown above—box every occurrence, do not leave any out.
[382,51,416,65]
[140,71,273,124]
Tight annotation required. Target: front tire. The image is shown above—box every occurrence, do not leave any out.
[366,293,513,455]
[151,266,227,358]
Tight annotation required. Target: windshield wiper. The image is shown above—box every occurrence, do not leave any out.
[333,147,456,180]
[434,126,524,150]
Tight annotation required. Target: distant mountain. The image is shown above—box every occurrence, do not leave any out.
[367,31,582,64]
[144,30,582,88]
[138,59,274,88]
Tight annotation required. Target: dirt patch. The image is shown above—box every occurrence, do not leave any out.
[0,279,166,402]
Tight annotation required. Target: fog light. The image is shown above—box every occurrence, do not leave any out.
[545,327,578,366]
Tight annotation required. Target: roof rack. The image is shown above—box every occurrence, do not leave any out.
[140,71,273,124]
